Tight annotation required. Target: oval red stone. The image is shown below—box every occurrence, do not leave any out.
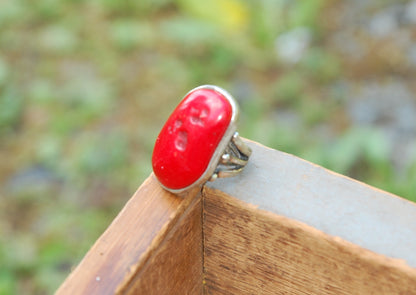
[152,87,233,191]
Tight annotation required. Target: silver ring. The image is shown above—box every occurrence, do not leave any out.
[152,85,252,195]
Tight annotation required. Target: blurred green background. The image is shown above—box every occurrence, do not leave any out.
[1,0,416,293]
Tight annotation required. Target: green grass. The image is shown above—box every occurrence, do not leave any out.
[0,0,415,293]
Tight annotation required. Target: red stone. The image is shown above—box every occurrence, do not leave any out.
[152,87,233,190]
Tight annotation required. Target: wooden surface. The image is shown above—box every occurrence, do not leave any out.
[56,174,203,295]
[203,187,416,294]
[57,140,416,294]
[208,140,416,268]
[118,191,202,294]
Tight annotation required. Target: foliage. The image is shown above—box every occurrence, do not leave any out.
[1,0,415,293]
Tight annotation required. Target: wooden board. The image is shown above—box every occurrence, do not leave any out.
[207,140,416,268]
[56,175,203,295]
[57,139,416,294]
[118,189,202,294]
[203,187,416,294]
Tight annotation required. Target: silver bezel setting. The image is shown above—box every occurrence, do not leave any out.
[156,84,249,195]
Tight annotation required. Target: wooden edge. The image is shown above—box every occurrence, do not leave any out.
[203,187,416,294]
[56,174,202,294]
[57,138,416,294]
[118,189,203,294]
[208,139,416,268]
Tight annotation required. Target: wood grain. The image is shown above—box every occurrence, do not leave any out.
[56,174,202,295]
[208,140,416,268]
[57,140,416,294]
[203,187,416,294]
[118,191,203,294]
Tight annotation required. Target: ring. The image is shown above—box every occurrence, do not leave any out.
[152,85,252,195]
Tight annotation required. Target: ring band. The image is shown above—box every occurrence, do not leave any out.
[211,132,251,180]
